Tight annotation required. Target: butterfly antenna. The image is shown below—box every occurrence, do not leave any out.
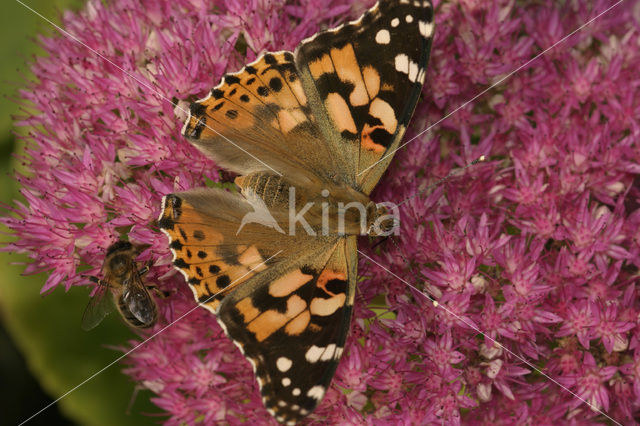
[396,155,485,208]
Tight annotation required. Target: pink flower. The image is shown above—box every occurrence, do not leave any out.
[592,303,634,353]
[556,301,597,349]
[557,352,617,412]
[422,331,466,380]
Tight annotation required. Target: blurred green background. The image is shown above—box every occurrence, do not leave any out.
[1,1,159,424]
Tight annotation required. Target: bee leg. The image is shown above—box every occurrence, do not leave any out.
[83,275,111,288]
[137,261,153,277]
[138,259,154,277]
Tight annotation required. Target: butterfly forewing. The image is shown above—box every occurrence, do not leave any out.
[159,188,330,313]
[296,0,434,193]
[182,52,337,182]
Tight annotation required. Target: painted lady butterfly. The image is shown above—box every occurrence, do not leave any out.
[158,0,434,422]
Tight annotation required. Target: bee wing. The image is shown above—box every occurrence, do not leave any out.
[81,284,115,331]
[121,274,157,327]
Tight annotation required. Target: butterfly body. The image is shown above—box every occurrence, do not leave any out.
[82,241,158,330]
[159,0,434,422]
[235,171,384,236]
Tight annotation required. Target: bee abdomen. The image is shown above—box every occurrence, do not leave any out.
[117,295,157,329]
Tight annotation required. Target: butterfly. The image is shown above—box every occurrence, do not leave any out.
[158,0,434,423]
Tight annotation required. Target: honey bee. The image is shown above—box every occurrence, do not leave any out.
[82,241,158,330]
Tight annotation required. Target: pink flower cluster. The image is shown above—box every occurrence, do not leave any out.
[4,0,640,423]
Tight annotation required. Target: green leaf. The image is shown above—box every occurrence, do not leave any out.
[0,249,162,425]
[1,2,161,424]
[0,0,83,146]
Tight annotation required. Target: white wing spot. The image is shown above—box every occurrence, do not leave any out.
[320,343,337,361]
[334,346,344,359]
[409,60,419,82]
[278,400,287,407]
[391,18,400,27]
[307,385,326,401]
[405,15,414,23]
[419,21,434,38]
[282,377,291,387]
[247,356,257,374]
[291,404,300,411]
[305,345,324,363]
[417,68,426,84]
[292,388,301,396]
[277,357,292,372]
[300,409,309,416]
[395,54,409,74]
[375,29,391,44]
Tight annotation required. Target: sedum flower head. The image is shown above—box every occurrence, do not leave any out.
[4,0,640,423]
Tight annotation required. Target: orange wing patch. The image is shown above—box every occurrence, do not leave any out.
[269,269,314,297]
[325,93,357,134]
[236,297,261,323]
[330,44,369,107]
[316,270,347,295]
[225,237,351,344]
[298,38,408,175]
[362,65,381,99]
[295,0,434,195]
[159,194,268,312]
[308,53,335,80]
[184,52,313,141]
[247,294,308,342]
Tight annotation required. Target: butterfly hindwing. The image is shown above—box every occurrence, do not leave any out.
[217,236,357,423]
[158,188,356,423]
[159,188,290,312]
[296,0,434,193]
